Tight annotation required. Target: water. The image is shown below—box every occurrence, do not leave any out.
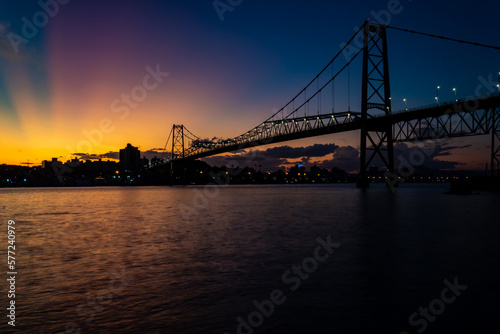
[0,184,498,333]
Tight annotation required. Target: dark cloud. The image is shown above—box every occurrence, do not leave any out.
[71,153,107,160]
[202,143,339,171]
[314,146,360,172]
[140,149,169,161]
[261,144,339,159]
[393,141,468,170]
[201,139,469,173]
[202,153,290,172]
[100,151,119,160]
[70,149,167,162]
[316,140,469,173]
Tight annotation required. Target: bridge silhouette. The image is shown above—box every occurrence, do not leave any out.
[163,21,500,187]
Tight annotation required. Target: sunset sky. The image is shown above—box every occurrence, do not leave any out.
[0,0,499,171]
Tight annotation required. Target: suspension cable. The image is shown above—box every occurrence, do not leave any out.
[386,25,500,50]
[282,45,364,119]
[162,127,173,158]
[183,126,201,141]
[253,24,365,125]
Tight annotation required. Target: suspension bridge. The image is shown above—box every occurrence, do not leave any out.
[162,21,500,187]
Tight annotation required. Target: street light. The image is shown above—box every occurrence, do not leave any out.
[403,98,407,111]
[436,86,440,105]
[453,87,457,102]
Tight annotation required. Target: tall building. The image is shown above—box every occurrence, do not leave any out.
[42,157,59,169]
[119,143,140,173]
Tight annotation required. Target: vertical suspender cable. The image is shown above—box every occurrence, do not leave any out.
[332,63,335,113]
[305,88,307,117]
[348,43,351,112]
[317,77,320,116]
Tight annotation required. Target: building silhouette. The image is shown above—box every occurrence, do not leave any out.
[140,156,149,170]
[41,157,59,169]
[119,143,140,173]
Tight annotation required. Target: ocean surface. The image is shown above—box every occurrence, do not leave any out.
[0,184,498,334]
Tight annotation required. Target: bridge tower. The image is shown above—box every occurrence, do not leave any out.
[170,124,185,183]
[357,21,394,188]
[171,124,185,161]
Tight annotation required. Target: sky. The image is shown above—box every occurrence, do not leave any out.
[0,0,499,172]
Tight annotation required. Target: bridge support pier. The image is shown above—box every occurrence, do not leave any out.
[357,21,395,188]
[492,107,500,176]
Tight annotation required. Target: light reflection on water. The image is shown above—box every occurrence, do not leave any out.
[0,184,498,333]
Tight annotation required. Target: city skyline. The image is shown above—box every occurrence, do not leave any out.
[1,0,499,171]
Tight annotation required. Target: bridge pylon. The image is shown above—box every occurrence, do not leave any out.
[171,124,185,161]
[357,21,394,188]
[170,124,185,184]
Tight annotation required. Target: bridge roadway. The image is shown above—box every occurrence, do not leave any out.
[179,93,500,160]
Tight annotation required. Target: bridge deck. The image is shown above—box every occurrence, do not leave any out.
[177,93,500,160]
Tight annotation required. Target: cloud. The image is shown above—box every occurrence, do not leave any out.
[69,149,167,162]
[393,140,468,170]
[261,143,339,159]
[312,146,360,172]
[200,139,470,173]
[202,152,290,172]
[314,140,469,173]
[202,143,340,171]
[100,151,119,160]
[140,149,169,161]
[71,153,107,161]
